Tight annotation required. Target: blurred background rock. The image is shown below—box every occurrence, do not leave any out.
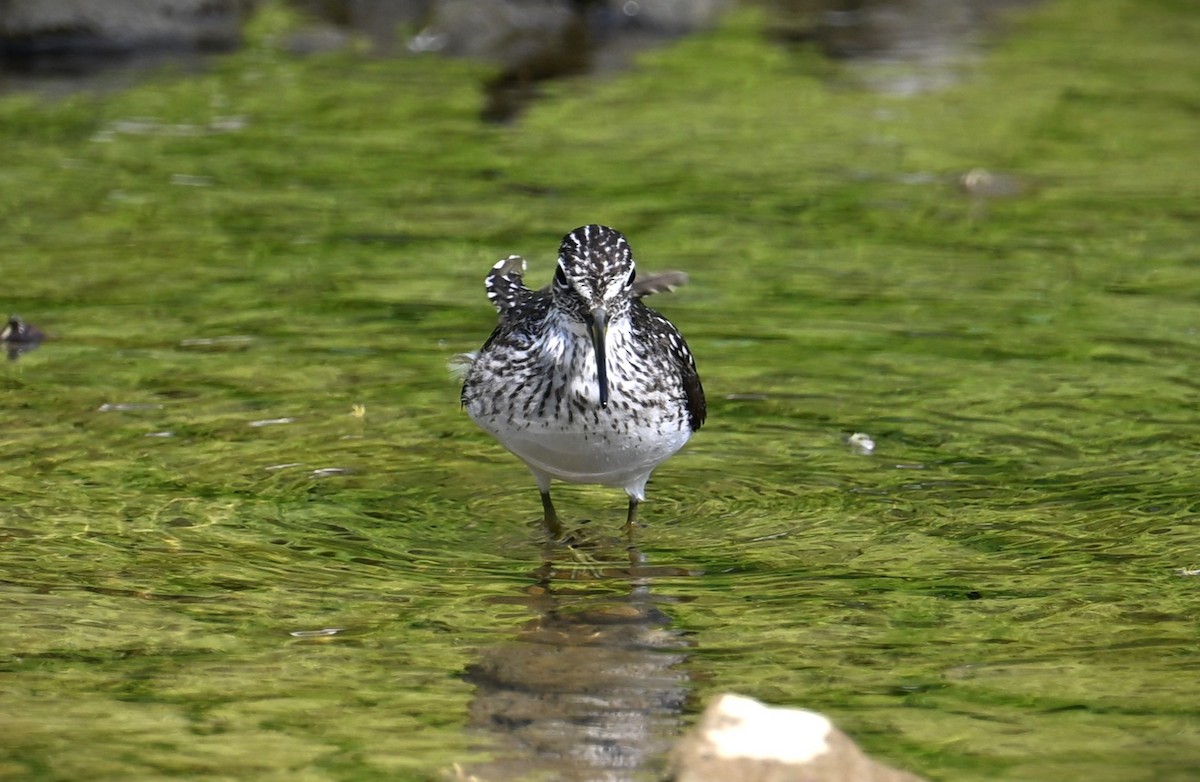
[0,0,1036,117]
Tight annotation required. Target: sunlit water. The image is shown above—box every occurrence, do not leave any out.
[3,2,1199,780]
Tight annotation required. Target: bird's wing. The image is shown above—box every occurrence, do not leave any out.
[486,255,534,317]
[676,332,706,432]
[533,270,689,300]
[637,305,707,433]
[632,274,704,429]
[632,271,689,299]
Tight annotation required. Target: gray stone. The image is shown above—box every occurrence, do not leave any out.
[599,0,730,35]
[0,0,254,50]
[412,0,581,68]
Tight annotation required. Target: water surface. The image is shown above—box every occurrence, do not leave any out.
[2,1,1199,780]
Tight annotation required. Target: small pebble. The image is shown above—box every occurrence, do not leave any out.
[847,432,876,455]
[249,417,295,427]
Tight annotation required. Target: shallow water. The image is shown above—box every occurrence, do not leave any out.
[2,1,1199,780]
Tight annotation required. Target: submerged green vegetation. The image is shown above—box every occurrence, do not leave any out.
[1,0,1198,779]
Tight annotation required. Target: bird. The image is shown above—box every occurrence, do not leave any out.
[460,225,705,538]
[2,315,45,361]
[1,315,43,343]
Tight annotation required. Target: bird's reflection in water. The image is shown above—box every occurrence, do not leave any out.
[462,540,696,782]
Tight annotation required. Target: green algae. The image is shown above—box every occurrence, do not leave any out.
[2,1,1199,780]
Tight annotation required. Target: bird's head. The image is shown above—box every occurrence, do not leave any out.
[551,225,638,408]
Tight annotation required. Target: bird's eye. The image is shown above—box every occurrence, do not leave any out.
[554,265,568,286]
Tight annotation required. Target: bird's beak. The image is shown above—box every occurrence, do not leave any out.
[587,306,609,408]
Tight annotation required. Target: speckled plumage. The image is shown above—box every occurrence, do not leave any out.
[461,225,705,535]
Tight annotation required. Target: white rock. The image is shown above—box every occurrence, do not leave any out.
[670,693,927,782]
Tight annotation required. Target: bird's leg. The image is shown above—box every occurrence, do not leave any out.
[540,491,564,539]
[624,497,640,536]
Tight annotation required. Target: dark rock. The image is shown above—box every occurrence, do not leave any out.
[593,0,731,36]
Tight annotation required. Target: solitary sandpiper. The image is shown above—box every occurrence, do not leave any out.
[2,315,45,361]
[460,225,705,537]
